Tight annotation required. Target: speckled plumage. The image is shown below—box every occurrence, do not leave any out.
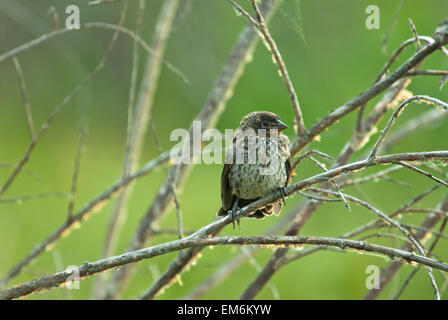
[229,135,289,199]
[217,112,291,221]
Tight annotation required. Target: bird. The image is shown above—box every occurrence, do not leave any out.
[217,111,292,228]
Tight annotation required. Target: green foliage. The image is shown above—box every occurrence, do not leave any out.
[0,0,447,299]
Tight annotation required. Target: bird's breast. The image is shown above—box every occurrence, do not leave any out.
[228,137,289,200]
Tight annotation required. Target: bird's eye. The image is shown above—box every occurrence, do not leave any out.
[261,121,269,129]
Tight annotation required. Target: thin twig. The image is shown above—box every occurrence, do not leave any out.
[341,165,403,187]
[381,109,448,152]
[0,192,68,204]
[408,18,422,50]
[46,6,59,31]
[0,163,46,191]
[291,149,333,173]
[381,0,406,53]
[88,0,121,5]
[250,0,306,137]
[12,56,35,141]
[368,95,448,160]
[227,0,260,29]
[393,217,448,299]
[67,126,88,220]
[401,209,448,217]
[396,161,448,188]
[150,116,184,239]
[407,69,448,77]
[359,233,414,247]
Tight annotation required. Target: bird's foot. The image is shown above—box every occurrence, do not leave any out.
[231,200,242,230]
[276,187,288,206]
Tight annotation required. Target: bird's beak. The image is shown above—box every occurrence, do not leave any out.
[274,119,288,131]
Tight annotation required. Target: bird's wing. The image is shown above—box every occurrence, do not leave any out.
[220,162,233,211]
[285,156,292,186]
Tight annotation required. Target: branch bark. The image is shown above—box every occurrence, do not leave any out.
[2,234,448,300]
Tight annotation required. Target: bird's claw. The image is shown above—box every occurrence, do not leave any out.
[277,187,288,206]
[231,200,242,230]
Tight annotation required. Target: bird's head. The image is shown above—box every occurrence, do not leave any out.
[239,111,288,134]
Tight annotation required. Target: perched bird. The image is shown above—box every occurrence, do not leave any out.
[217,111,292,228]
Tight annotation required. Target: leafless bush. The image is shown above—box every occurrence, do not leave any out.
[0,0,447,300]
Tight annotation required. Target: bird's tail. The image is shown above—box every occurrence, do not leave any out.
[216,207,227,217]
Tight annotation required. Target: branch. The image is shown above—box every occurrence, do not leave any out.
[2,235,448,300]
[396,161,448,188]
[250,0,306,136]
[0,192,67,204]
[67,126,87,220]
[12,56,35,141]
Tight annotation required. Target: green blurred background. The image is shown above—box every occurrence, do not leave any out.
[0,0,447,299]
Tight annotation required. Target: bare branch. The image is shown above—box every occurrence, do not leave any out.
[46,6,59,31]
[88,0,121,5]
[227,0,260,29]
[396,161,448,188]
[2,234,448,300]
[12,56,35,141]
[0,192,67,204]
[250,0,306,136]
[408,19,422,50]
[67,126,87,220]
[381,0,406,53]
[381,109,448,152]
[369,95,448,160]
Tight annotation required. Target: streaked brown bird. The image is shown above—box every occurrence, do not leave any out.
[217,111,292,228]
